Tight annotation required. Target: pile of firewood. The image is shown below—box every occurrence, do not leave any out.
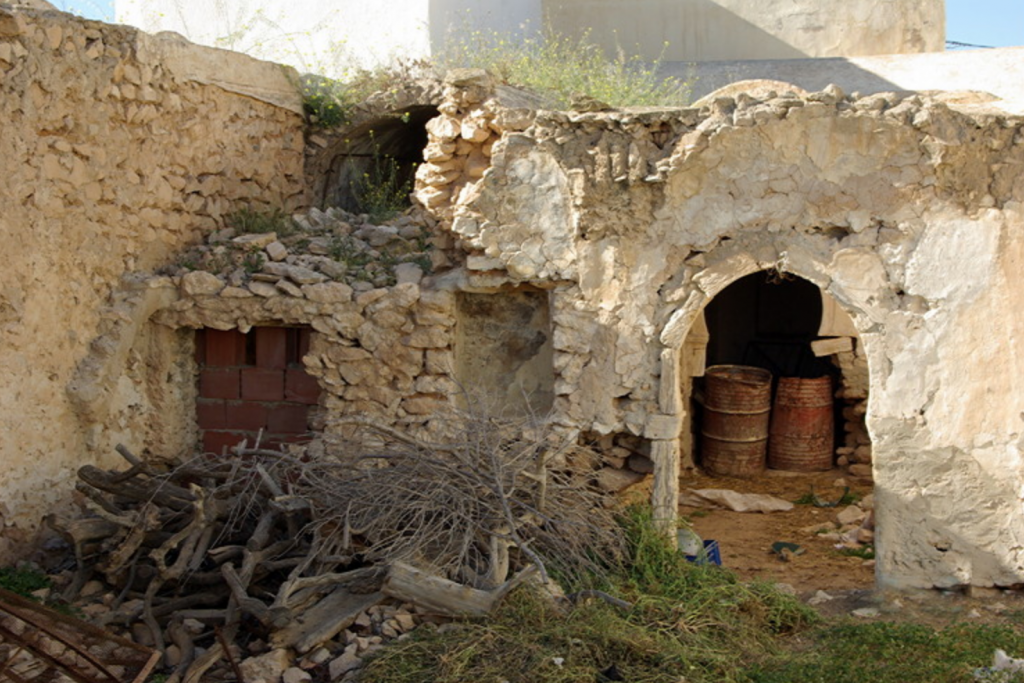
[47,411,625,682]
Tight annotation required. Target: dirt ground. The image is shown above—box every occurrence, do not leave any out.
[670,467,1024,630]
[676,467,875,594]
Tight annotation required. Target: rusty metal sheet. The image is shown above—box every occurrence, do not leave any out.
[0,588,159,683]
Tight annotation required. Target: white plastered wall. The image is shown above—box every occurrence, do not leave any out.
[116,0,942,73]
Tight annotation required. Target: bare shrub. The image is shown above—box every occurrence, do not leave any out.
[304,404,626,589]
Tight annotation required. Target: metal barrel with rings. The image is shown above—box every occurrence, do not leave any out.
[700,365,773,477]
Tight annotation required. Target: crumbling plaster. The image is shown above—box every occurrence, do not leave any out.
[424,73,1024,589]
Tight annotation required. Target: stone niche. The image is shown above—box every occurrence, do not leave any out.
[454,289,555,416]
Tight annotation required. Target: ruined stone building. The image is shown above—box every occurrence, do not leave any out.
[2,1,1024,592]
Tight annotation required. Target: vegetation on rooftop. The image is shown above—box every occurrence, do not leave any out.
[437,25,691,109]
[299,23,690,129]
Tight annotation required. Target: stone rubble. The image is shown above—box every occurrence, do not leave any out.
[147,205,459,440]
[26,562,434,683]
[166,205,438,292]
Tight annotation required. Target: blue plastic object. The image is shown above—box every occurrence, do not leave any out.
[685,539,722,566]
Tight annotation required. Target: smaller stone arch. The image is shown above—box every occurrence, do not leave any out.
[303,78,443,211]
[311,105,440,212]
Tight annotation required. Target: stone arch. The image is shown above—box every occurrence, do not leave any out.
[660,242,879,353]
[648,235,888,563]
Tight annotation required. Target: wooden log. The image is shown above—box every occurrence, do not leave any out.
[381,562,536,618]
[78,465,195,510]
[271,588,383,653]
[151,592,229,618]
[245,510,276,552]
[166,620,196,682]
[221,564,282,628]
[272,567,379,610]
[105,504,161,576]
[269,495,311,514]
[46,515,119,545]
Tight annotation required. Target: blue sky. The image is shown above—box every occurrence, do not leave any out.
[55,0,1024,49]
[946,0,1022,47]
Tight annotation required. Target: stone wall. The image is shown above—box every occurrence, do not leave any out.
[0,5,305,556]
[427,73,1024,589]
[0,5,1018,595]
[152,275,459,446]
[135,200,459,451]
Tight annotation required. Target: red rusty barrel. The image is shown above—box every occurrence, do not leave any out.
[768,376,834,471]
[701,365,772,477]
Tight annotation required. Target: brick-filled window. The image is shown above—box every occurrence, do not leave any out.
[195,328,320,454]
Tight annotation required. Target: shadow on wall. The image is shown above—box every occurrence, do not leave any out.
[544,0,808,63]
[879,457,1024,590]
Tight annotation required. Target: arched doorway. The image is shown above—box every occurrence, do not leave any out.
[676,270,876,591]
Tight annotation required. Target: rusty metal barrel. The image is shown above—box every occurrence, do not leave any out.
[701,365,772,477]
[768,376,834,471]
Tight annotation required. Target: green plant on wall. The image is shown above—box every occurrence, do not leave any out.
[241,247,266,274]
[299,60,422,129]
[300,74,349,128]
[351,130,413,222]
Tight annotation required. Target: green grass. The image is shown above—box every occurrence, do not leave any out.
[327,234,371,268]
[794,489,860,507]
[837,545,875,560]
[0,565,50,598]
[297,25,691,125]
[745,621,1024,683]
[360,506,815,683]
[353,507,1024,683]
[351,131,413,222]
[301,75,350,128]
[299,66,415,129]
[0,565,81,616]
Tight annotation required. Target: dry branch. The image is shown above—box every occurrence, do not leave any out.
[59,404,626,678]
[309,405,625,588]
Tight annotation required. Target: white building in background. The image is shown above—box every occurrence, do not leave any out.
[115,0,945,76]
